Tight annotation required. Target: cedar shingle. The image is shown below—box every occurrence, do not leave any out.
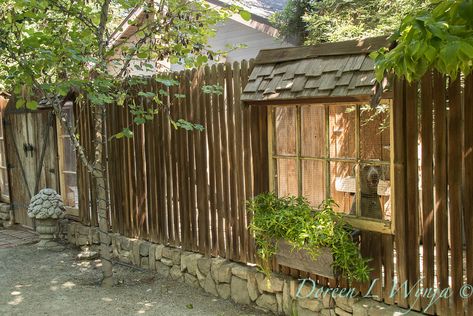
[306,59,326,77]
[305,77,321,89]
[343,55,365,71]
[263,75,283,95]
[360,57,375,71]
[243,77,263,93]
[291,75,308,92]
[318,72,337,90]
[276,79,294,91]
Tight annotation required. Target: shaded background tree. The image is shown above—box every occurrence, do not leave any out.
[271,0,430,45]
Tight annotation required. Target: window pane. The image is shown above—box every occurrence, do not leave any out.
[276,158,298,197]
[358,163,391,221]
[274,107,296,156]
[0,167,8,196]
[302,160,325,207]
[63,137,77,172]
[301,105,325,158]
[360,104,391,161]
[329,105,356,158]
[330,161,355,214]
[63,173,78,208]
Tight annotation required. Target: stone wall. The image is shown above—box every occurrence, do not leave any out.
[0,203,11,227]
[65,221,421,316]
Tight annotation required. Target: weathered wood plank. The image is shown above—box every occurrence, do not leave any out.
[420,72,435,314]
[405,82,420,311]
[433,72,448,315]
[447,78,463,315]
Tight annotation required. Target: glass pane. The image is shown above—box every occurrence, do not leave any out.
[63,137,77,172]
[0,140,6,167]
[274,106,296,156]
[360,104,391,161]
[301,105,325,158]
[276,158,298,197]
[0,168,8,196]
[329,105,356,158]
[358,163,391,221]
[64,173,78,208]
[302,160,325,208]
[330,161,355,214]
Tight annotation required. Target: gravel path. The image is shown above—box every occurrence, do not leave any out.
[0,244,265,316]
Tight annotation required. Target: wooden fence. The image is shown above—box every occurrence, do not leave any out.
[100,61,268,263]
[74,61,473,315]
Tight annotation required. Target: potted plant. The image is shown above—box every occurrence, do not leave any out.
[247,193,370,282]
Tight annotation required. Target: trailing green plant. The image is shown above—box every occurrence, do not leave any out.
[247,193,371,282]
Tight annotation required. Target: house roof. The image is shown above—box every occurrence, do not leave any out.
[215,0,287,19]
[241,36,391,103]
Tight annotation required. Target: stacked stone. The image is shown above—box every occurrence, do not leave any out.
[0,203,10,226]
[27,188,65,219]
[66,221,422,316]
[67,222,100,247]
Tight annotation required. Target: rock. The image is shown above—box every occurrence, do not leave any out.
[120,237,131,251]
[76,236,89,246]
[256,293,278,314]
[298,298,323,312]
[170,266,183,281]
[185,273,199,287]
[162,247,181,265]
[77,250,99,260]
[203,273,218,297]
[155,245,165,260]
[210,258,226,281]
[335,295,358,312]
[181,252,202,275]
[335,307,351,316]
[247,273,259,302]
[156,262,170,277]
[131,240,142,266]
[139,241,150,257]
[197,257,211,276]
[232,264,252,280]
[282,280,293,315]
[297,305,318,316]
[256,273,284,293]
[217,262,234,283]
[321,309,334,316]
[196,267,206,282]
[217,283,231,299]
[276,293,283,314]
[92,230,100,244]
[231,276,251,305]
[161,258,173,266]
[148,255,156,271]
[141,257,149,269]
[118,251,132,264]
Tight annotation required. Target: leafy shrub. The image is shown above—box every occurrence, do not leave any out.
[247,193,371,282]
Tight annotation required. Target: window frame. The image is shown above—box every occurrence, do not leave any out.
[268,102,394,234]
[56,102,79,217]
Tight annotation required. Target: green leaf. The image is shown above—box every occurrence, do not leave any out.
[114,128,134,139]
[239,10,251,21]
[26,100,38,110]
[15,99,26,109]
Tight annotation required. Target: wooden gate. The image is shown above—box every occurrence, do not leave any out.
[3,102,59,228]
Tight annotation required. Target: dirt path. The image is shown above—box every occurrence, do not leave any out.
[0,244,265,316]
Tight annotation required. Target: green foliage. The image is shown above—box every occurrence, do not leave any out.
[372,0,473,82]
[272,0,429,45]
[247,193,371,282]
[0,0,237,127]
[269,0,311,44]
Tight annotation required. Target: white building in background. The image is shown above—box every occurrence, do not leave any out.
[109,0,292,76]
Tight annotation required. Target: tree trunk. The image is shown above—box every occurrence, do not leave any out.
[92,104,113,287]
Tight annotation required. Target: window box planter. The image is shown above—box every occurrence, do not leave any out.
[275,239,337,279]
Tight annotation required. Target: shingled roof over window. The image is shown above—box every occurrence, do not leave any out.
[241,36,391,103]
